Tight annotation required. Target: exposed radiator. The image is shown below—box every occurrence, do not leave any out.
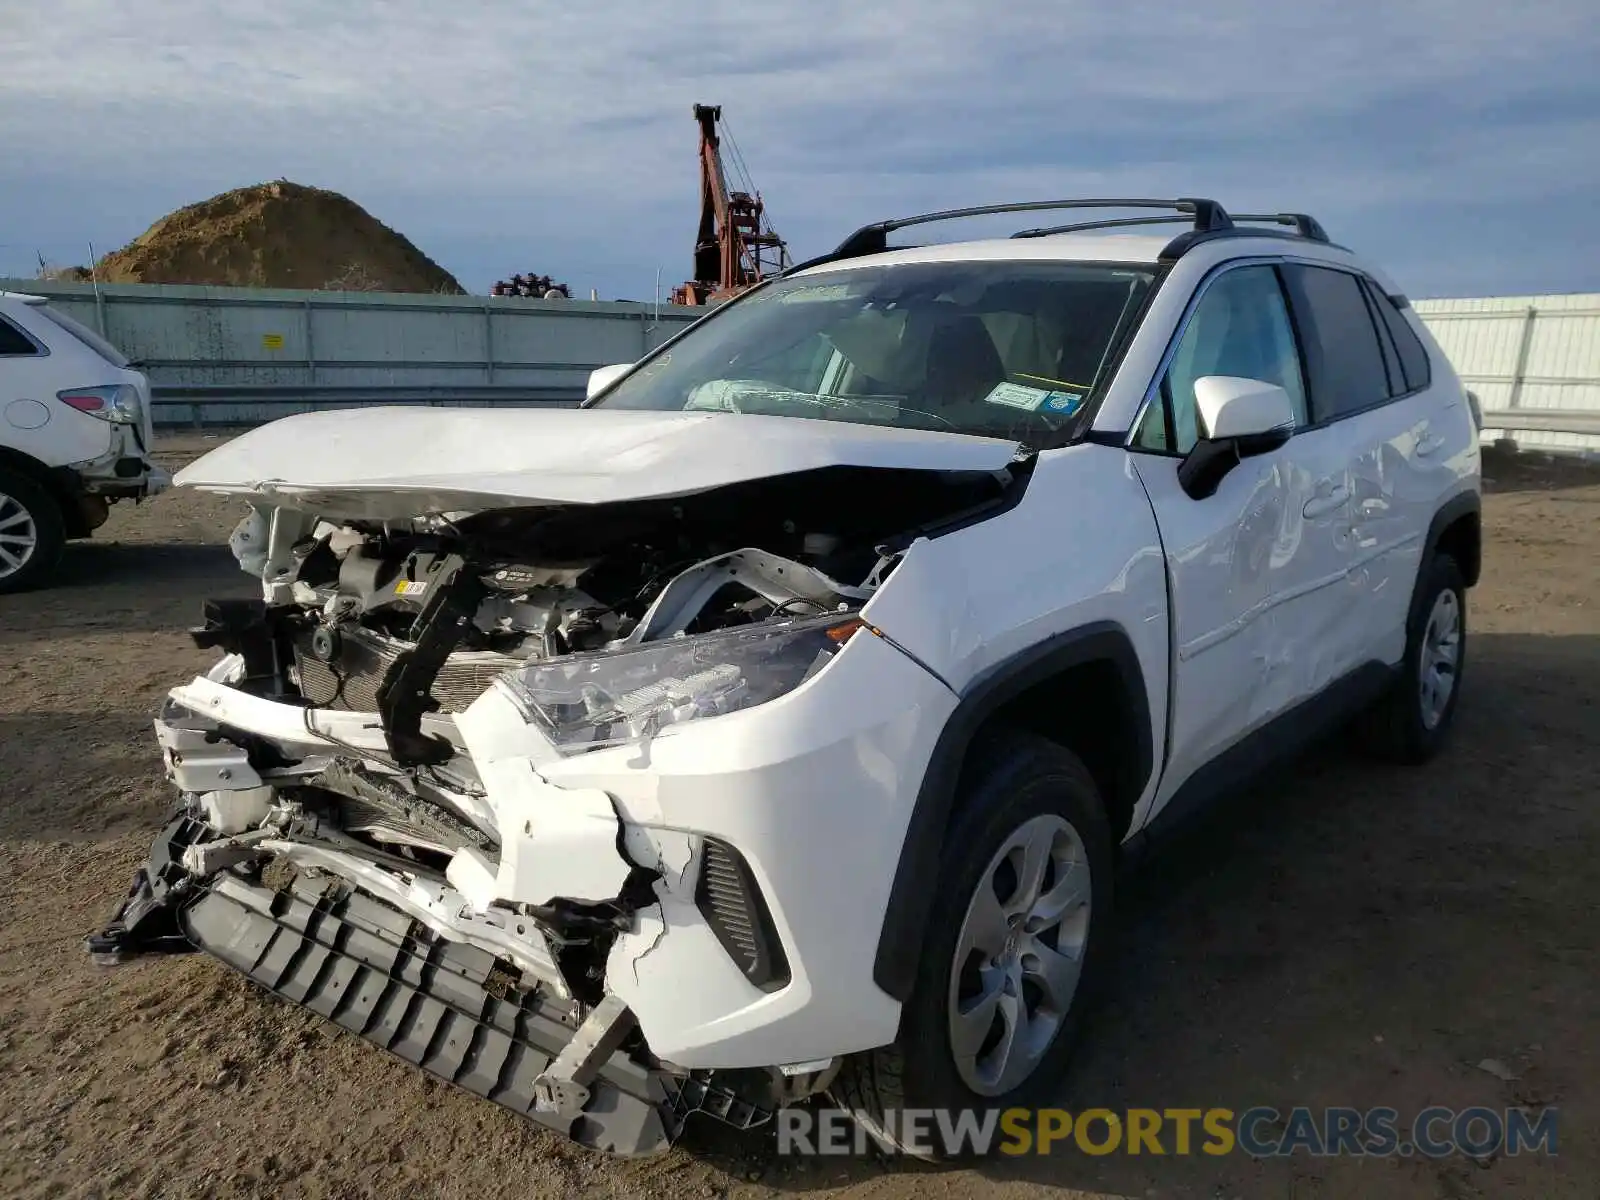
[292,627,522,715]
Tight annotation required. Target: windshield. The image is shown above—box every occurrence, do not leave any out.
[592,261,1156,443]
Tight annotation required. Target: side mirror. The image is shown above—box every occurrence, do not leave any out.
[1178,376,1297,500]
[586,363,632,401]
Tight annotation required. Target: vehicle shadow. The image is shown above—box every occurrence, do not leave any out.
[684,631,1599,1196]
[0,542,245,643]
[50,540,239,588]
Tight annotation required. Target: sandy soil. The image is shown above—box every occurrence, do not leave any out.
[1,435,1595,1199]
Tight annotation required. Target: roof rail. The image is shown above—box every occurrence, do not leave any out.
[1018,210,1332,246]
[829,198,1234,260]
[1012,214,1196,238]
[1231,212,1329,242]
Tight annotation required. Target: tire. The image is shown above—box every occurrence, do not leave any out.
[1357,553,1467,764]
[833,729,1115,1159]
[0,468,66,595]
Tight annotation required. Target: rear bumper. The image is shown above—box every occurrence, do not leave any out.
[65,425,170,501]
[76,457,169,499]
[92,814,768,1156]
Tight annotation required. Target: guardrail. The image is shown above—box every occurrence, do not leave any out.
[150,384,586,429]
[1478,408,1600,437]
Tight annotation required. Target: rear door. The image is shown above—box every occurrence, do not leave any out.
[1130,261,1356,809]
[1278,265,1442,669]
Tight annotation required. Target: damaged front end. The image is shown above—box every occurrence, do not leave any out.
[90,458,1023,1153]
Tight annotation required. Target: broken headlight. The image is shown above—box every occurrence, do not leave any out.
[499,614,861,754]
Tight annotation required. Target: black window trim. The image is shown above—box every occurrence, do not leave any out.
[1123,254,1439,460]
[1125,255,1307,458]
[0,311,49,358]
[1360,275,1433,399]
[1362,278,1406,397]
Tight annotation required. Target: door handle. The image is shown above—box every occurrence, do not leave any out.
[1417,432,1446,457]
[1303,484,1349,519]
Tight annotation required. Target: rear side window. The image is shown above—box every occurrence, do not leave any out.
[0,316,41,356]
[1281,264,1390,422]
[32,304,130,368]
[1364,281,1432,394]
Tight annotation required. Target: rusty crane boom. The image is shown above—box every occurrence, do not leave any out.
[671,104,790,306]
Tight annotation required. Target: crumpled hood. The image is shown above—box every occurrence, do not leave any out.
[176,405,1022,518]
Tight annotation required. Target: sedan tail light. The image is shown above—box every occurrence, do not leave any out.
[57,384,143,425]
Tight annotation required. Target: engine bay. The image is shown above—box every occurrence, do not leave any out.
[186,462,1027,863]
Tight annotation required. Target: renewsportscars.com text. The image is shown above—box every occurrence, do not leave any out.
[778,1105,1559,1159]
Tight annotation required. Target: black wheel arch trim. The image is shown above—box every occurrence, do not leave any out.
[1424,489,1482,588]
[872,620,1153,1001]
[0,446,90,537]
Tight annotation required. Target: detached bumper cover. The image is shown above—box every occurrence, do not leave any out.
[94,817,766,1155]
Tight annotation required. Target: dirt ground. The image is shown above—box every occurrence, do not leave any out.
[1,434,1595,1199]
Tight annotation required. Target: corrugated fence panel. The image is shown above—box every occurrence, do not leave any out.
[0,278,699,426]
[1414,293,1600,453]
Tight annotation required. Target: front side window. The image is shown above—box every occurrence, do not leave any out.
[1134,264,1307,453]
[592,261,1157,445]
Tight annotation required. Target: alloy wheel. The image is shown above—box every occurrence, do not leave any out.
[947,813,1093,1096]
[0,491,39,581]
[1419,588,1462,730]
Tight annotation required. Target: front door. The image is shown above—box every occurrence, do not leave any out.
[1129,261,1355,813]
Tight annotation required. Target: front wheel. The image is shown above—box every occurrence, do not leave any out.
[834,730,1115,1157]
[0,469,65,595]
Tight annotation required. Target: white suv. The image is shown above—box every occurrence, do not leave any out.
[0,291,168,592]
[91,199,1480,1157]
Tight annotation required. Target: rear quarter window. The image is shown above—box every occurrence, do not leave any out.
[0,315,42,356]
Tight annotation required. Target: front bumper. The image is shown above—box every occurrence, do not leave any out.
[96,614,957,1148]
[92,814,767,1155]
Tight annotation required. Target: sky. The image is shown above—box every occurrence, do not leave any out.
[2,0,1596,301]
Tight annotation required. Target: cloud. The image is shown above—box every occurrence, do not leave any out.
[2,0,1596,297]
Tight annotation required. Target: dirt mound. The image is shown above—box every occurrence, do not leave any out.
[96,181,464,294]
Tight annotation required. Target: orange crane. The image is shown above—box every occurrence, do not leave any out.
[671,104,790,305]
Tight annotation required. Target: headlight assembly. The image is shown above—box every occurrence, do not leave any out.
[499,613,863,754]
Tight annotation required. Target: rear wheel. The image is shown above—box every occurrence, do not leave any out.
[0,469,65,594]
[1358,553,1467,763]
[834,730,1114,1158]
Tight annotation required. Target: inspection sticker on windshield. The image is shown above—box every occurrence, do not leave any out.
[983,382,1084,414]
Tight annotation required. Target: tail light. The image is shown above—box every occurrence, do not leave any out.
[57,384,143,425]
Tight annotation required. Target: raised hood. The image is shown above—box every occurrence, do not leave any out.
[176,406,1023,518]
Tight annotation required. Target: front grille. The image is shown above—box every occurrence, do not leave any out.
[695,838,790,991]
[292,627,522,715]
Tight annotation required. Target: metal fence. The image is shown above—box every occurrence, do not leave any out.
[1413,293,1600,452]
[0,278,698,428]
[5,278,1597,447]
